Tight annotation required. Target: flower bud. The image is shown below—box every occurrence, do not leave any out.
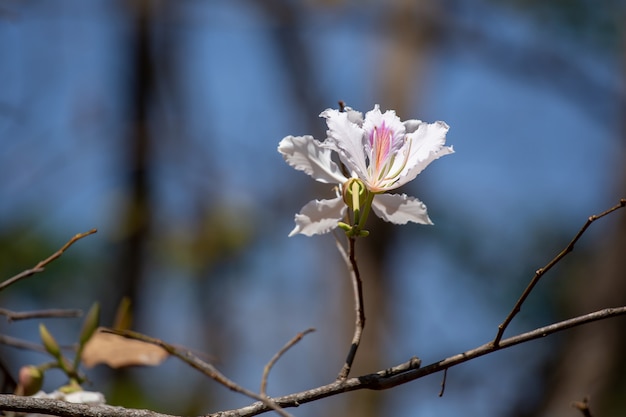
[39,324,61,359]
[79,302,100,346]
[16,365,44,396]
[342,178,368,211]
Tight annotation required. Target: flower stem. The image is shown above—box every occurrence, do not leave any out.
[337,236,365,380]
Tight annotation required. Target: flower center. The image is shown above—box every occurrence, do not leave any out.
[367,123,410,191]
[370,122,393,174]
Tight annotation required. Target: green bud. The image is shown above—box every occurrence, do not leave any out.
[337,222,352,232]
[17,365,44,396]
[39,323,61,359]
[112,297,132,331]
[342,178,368,211]
[79,302,100,346]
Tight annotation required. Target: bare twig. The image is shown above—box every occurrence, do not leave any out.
[0,308,83,322]
[260,328,315,397]
[105,329,293,417]
[337,236,366,380]
[1,306,625,417]
[0,229,98,292]
[493,199,626,346]
[0,334,47,353]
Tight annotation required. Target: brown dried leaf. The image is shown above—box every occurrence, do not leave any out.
[81,328,168,369]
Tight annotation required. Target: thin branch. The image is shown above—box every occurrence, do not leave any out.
[211,306,626,417]
[337,236,366,380]
[2,306,625,417]
[0,308,83,322]
[0,229,98,293]
[260,328,315,397]
[105,329,293,417]
[0,334,77,355]
[0,334,47,353]
[438,368,447,397]
[493,199,626,346]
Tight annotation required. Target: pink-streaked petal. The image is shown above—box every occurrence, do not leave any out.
[371,193,433,225]
[320,108,369,179]
[398,121,453,185]
[363,105,406,151]
[278,135,347,184]
[362,106,406,177]
[289,197,347,237]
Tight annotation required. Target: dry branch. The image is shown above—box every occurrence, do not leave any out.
[1,306,625,417]
[105,330,294,417]
[0,308,82,322]
[261,328,315,396]
[0,229,97,292]
[493,199,626,345]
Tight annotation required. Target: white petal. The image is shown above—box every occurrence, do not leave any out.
[289,197,347,237]
[363,106,406,141]
[64,391,106,405]
[278,135,347,184]
[398,121,453,186]
[403,119,423,134]
[320,108,369,180]
[343,106,364,125]
[371,193,433,225]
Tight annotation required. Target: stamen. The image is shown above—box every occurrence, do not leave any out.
[380,136,412,187]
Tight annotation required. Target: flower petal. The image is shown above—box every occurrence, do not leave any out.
[343,106,364,125]
[362,106,406,176]
[320,108,369,180]
[278,135,347,184]
[371,193,433,225]
[289,197,347,237]
[398,121,454,186]
[403,119,423,134]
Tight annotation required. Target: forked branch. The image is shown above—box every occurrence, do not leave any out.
[492,198,626,346]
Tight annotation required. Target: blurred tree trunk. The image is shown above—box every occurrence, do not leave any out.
[106,0,154,403]
[114,0,153,314]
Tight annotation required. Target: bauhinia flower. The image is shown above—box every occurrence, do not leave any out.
[278,104,453,237]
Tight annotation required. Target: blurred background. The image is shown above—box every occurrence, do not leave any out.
[0,0,624,416]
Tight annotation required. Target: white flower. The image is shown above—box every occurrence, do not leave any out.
[278,105,453,237]
[32,390,105,404]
